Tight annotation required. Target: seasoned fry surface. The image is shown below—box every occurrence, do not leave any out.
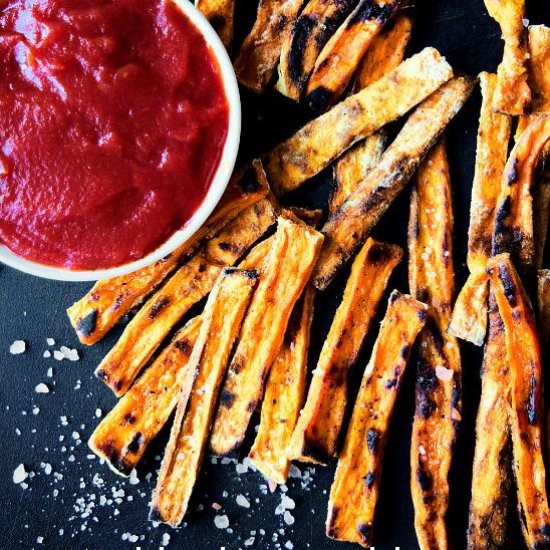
[94,198,277,396]
[449,73,511,345]
[210,217,324,456]
[313,75,474,290]
[67,161,269,345]
[275,0,358,100]
[196,0,234,49]
[326,291,427,547]
[288,239,402,464]
[150,268,258,526]
[489,254,550,549]
[248,286,315,483]
[88,317,202,476]
[234,0,304,93]
[483,0,530,115]
[409,141,461,550]
[265,47,454,196]
[305,0,404,111]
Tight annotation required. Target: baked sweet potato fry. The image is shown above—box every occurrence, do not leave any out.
[88,317,202,476]
[287,239,402,465]
[313,75,474,290]
[448,74,512,345]
[196,0,234,50]
[467,293,512,550]
[67,161,269,345]
[234,0,304,93]
[354,13,412,90]
[275,0,358,101]
[408,141,462,550]
[326,291,427,547]
[330,14,411,214]
[488,254,550,549]
[305,0,404,111]
[248,286,315,483]
[210,217,324,456]
[265,47,454,196]
[492,115,550,270]
[483,0,531,115]
[94,198,277,396]
[150,268,258,526]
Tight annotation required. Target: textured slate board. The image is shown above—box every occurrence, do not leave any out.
[1,1,549,549]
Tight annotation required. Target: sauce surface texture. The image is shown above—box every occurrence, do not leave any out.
[0,0,229,270]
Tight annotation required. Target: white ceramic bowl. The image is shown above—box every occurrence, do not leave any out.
[0,0,241,282]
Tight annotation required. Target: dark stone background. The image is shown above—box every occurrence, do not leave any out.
[1,0,549,548]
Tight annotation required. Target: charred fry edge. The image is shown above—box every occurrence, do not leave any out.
[326,291,427,547]
[287,238,402,464]
[88,317,202,476]
[150,268,258,526]
[210,217,324,456]
[489,254,550,549]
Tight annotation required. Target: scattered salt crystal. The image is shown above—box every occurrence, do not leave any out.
[95,408,102,418]
[214,514,229,529]
[53,350,64,361]
[32,407,40,415]
[212,502,222,511]
[285,542,294,549]
[283,511,295,526]
[268,480,277,493]
[10,340,26,354]
[288,465,301,478]
[236,494,250,508]
[281,495,295,510]
[236,462,248,475]
[43,463,52,475]
[43,351,51,359]
[435,365,453,382]
[60,416,68,426]
[37,536,44,544]
[162,533,170,546]
[13,464,28,484]
[35,383,49,394]
[244,537,255,546]
[222,490,228,498]
[46,367,53,377]
[46,338,55,346]
[72,431,80,440]
[60,346,79,361]
[129,469,140,485]
[522,17,529,26]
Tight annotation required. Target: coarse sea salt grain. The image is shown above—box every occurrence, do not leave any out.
[13,464,28,484]
[43,351,51,359]
[283,511,295,526]
[214,514,229,529]
[236,494,250,508]
[35,383,50,394]
[53,350,64,361]
[60,346,79,362]
[435,365,453,382]
[10,340,26,354]
[46,338,55,346]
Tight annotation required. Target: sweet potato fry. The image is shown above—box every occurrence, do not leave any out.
[248,286,315,483]
[88,317,202,476]
[313,75,474,290]
[67,161,269,345]
[196,0,234,50]
[265,47,454,196]
[150,268,258,526]
[305,0,404,111]
[330,14,411,214]
[210,217,324,456]
[287,239,402,465]
[488,254,550,549]
[354,13,412,90]
[326,291,427,547]
[492,115,550,270]
[275,0,358,101]
[94,198,277,396]
[534,172,550,270]
[234,0,304,93]
[538,269,550,349]
[448,73,512,346]
[467,293,512,550]
[331,133,387,215]
[408,141,462,550]
[483,0,531,115]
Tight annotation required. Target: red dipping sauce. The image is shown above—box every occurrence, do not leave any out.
[0,0,229,270]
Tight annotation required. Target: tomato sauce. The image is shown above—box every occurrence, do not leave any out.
[0,0,229,270]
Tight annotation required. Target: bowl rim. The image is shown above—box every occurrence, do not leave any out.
[0,0,241,282]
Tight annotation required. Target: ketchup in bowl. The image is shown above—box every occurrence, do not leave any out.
[0,0,229,270]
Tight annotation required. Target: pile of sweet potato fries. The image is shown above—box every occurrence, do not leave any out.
[66,0,550,547]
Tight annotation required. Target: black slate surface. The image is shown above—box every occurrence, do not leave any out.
[1,1,550,549]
